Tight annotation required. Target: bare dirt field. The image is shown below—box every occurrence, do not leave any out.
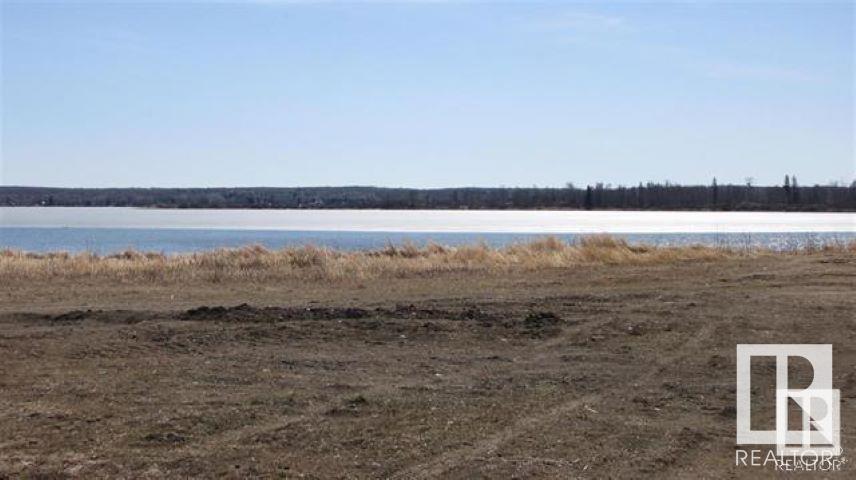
[1,253,855,478]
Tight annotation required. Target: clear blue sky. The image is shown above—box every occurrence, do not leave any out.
[1,1,853,188]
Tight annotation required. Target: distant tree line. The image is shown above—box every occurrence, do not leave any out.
[1,177,855,211]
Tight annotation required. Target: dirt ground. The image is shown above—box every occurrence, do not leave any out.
[1,253,855,478]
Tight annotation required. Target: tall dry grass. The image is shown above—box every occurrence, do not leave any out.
[1,235,853,283]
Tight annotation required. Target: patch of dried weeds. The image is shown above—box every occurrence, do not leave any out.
[1,235,852,283]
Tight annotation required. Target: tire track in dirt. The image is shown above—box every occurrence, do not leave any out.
[393,320,717,479]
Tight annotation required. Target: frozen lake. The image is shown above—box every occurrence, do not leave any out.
[1,207,854,253]
[2,207,854,233]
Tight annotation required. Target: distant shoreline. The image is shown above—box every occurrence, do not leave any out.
[2,184,855,212]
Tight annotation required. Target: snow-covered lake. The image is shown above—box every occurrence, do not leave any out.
[1,207,854,253]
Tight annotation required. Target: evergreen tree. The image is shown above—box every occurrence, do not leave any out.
[712,177,718,205]
[783,175,791,204]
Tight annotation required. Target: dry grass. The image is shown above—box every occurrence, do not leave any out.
[1,235,853,283]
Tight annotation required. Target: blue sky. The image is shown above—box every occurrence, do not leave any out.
[1,1,853,188]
